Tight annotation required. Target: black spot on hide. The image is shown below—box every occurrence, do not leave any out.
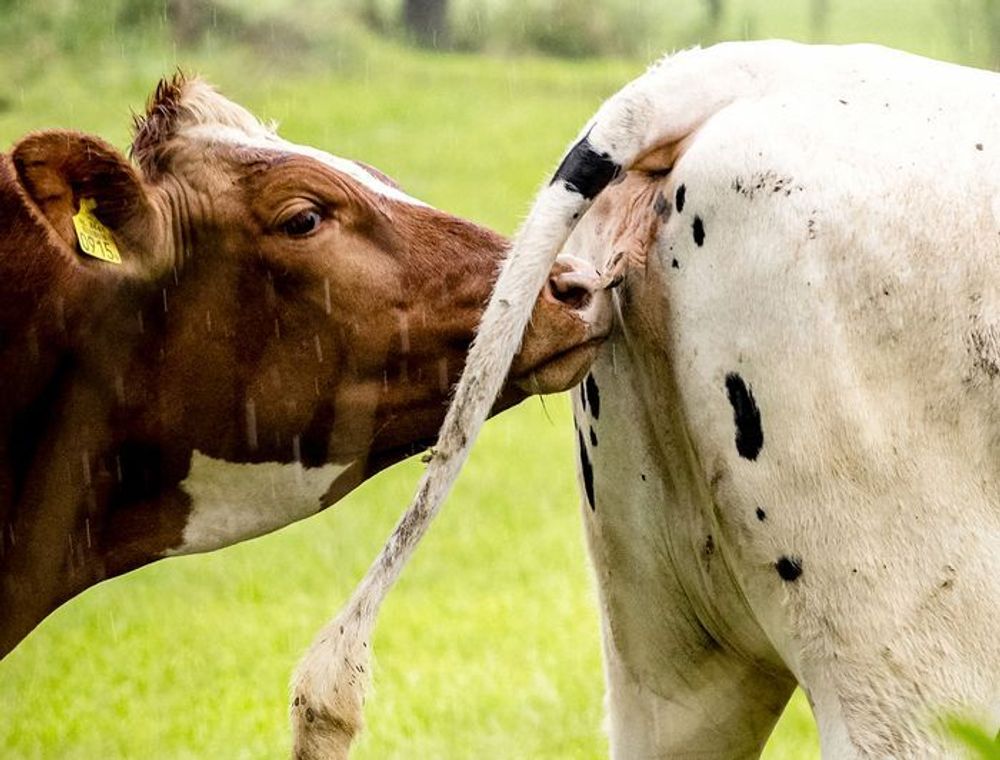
[692,216,705,246]
[776,556,803,582]
[653,192,671,219]
[724,372,764,460]
[675,184,686,212]
[755,507,767,521]
[584,373,601,419]
[703,534,715,558]
[577,429,596,510]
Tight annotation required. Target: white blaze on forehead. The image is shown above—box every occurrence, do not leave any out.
[275,139,430,208]
[180,123,429,207]
[164,450,353,556]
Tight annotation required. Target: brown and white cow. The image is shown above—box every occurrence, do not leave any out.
[0,75,611,657]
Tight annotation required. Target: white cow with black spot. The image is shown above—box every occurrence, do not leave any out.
[292,41,999,759]
[563,41,1000,758]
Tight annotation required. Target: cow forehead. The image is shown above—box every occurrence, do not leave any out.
[179,124,429,207]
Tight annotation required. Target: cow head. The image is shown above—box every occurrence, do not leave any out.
[7,76,611,579]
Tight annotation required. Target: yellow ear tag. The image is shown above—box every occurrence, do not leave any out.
[72,198,122,264]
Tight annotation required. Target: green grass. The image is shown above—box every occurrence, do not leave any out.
[1,6,993,757]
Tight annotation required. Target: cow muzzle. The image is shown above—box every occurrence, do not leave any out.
[510,253,613,394]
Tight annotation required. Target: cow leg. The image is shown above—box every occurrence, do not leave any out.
[601,618,794,759]
[574,352,797,758]
[773,571,1000,760]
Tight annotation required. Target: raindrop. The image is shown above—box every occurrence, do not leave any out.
[81,450,91,487]
[162,288,169,313]
[85,518,92,549]
[114,374,126,403]
[437,358,449,393]
[54,296,66,334]
[275,318,282,339]
[115,455,123,483]
[26,326,39,363]
[205,310,213,333]
[314,335,323,364]
[292,435,304,487]
[7,523,16,547]
[323,279,332,315]
[398,313,410,354]
[137,310,145,334]
[245,399,259,451]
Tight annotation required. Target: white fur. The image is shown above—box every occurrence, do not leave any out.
[165,451,351,556]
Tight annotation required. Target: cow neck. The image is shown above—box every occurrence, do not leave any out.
[0,171,186,656]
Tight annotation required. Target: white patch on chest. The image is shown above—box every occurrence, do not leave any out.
[165,450,352,556]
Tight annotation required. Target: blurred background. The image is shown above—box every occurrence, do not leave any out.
[0,2,995,758]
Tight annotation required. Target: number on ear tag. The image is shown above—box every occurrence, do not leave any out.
[72,198,122,264]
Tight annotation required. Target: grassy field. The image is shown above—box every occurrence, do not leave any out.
[0,4,992,757]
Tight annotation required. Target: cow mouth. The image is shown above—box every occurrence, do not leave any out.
[512,334,608,394]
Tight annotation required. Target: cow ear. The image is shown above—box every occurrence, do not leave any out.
[11,130,165,275]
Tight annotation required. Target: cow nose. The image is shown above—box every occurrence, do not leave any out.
[545,254,601,311]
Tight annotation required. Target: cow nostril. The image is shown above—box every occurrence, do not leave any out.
[548,273,594,311]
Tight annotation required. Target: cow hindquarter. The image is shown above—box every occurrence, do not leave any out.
[571,47,1000,759]
[574,337,797,759]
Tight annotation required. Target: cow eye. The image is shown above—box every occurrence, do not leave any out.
[282,209,322,237]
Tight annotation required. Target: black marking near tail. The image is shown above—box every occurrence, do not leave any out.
[551,130,622,200]
[577,428,596,510]
[584,373,601,419]
[724,372,763,460]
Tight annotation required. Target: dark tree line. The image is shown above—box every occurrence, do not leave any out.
[403,0,448,47]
